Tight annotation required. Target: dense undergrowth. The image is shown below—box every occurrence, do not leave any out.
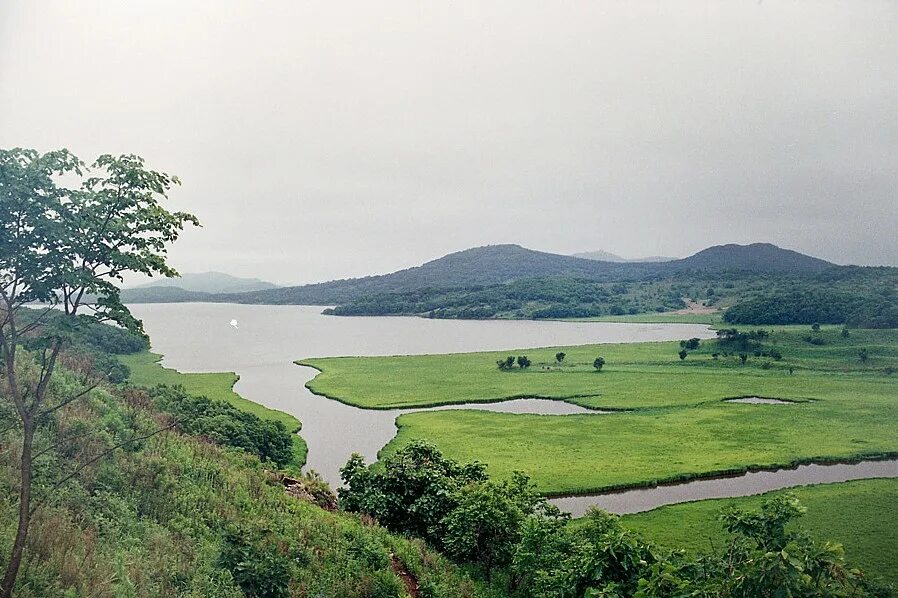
[0,359,487,597]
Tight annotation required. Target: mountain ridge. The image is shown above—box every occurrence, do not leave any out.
[122,242,836,306]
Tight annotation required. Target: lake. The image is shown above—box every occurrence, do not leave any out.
[129,303,714,488]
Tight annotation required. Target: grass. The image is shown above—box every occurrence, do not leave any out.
[120,350,308,468]
[300,327,897,494]
[300,327,897,410]
[620,479,898,587]
[559,312,724,325]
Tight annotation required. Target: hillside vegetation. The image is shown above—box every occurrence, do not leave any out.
[0,361,484,596]
[621,479,898,587]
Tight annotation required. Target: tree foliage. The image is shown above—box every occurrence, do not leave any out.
[150,385,294,467]
[0,147,198,596]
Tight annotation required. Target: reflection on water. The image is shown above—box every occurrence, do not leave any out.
[129,303,714,487]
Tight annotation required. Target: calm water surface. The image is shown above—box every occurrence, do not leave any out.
[549,458,898,516]
[128,303,713,487]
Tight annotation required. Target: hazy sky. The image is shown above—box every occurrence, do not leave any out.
[2,1,897,284]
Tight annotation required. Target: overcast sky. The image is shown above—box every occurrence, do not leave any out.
[2,1,896,284]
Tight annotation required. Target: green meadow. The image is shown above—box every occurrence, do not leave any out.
[560,312,724,325]
[120,351,308,467]
[301,327,897,494]
[621,479,898,587]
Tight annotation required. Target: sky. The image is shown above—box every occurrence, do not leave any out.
[1,1,897,285]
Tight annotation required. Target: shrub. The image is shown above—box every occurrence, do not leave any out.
[150,386,294,467]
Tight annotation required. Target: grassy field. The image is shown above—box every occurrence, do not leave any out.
[120,351,308,467]
[561,312,724,325]
[620,479,898,587]
[300,327,897,410]
[301,327,897,494]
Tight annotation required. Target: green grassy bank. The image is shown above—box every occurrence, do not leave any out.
[120,350,308,468]
[621,479,898,587]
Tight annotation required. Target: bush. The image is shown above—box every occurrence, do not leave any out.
[218,529,291,598]
[150,385,294,467]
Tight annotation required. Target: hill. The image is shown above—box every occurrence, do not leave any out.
[669,243,832,273]
[131,271,279,293]
[120,243,835,307]
[225,242,832,305]
[210,244,652,305]
[121,285,215,303]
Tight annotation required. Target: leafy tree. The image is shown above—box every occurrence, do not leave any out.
[0,148,197,596]
[339,441,486,538]
[841,326,851,338]
[739,353,748,365]
[555,352,566,364]
[859,348,869,363]
[678,349,688,361]
[714,494,881,597]
[437,472,543,580]
[593,356,605,371]
[811,322,821,332]
[517,355,531,369]
[497,355,516,370]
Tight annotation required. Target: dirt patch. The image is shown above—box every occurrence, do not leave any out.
[673,298,718,315]
[390,554,419,598]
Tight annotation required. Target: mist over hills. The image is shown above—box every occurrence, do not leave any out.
[131,271,278,294]
[573,250,678,263]
[122,242,836,306]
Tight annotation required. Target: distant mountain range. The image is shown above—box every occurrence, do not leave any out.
[572,249,678,263]
[121,243,834,306]
[131,272,278,293]
[122,272,278,303]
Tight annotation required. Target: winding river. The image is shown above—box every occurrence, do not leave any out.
[128,303,896,515]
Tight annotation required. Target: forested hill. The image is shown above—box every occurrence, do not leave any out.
[122,243,836,306]
[670,243,832,273]
[216,244,657,304]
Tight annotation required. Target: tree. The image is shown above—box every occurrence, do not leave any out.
[739,353,748,365]
[0,148,197,596]
[339,440,487,538]
[680,338,700,350]
[678,349,688,360]
[555,352,565,364]
[841,326,850,338]
[497,355,516,370]
[859,348,869,363]
[811,322,821,332]
[593,356,605,371]
[517,355,531,369]
[438,472,542,580]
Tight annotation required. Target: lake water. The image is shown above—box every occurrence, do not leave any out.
[128,303,714,487]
